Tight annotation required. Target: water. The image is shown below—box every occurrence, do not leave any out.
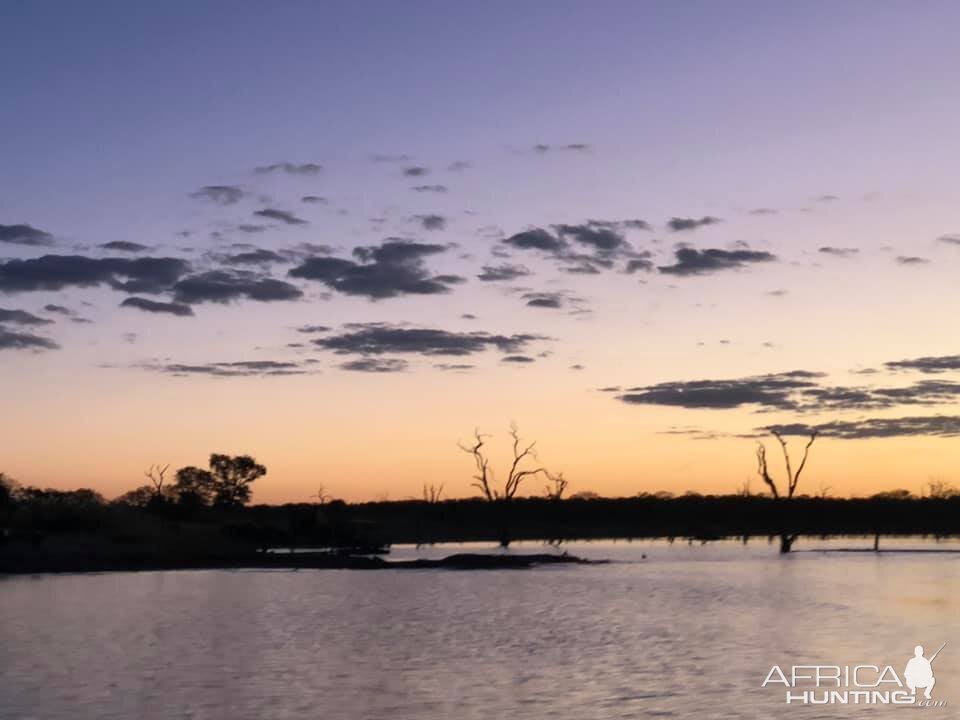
[2,539,958,719]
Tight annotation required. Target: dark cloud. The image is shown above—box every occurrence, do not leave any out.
[666,216,722,232]
[253,208,309,226]
[885,354,960,374]
[339,358,408,373]
[895,256,930,265]
[625,257,655,273]
[99,241,149,253]
[403,166,429,177]
[766,416,960,439]
[254,162,322,176]
[0,223,54,247]
[0,327,59,351]
[0,255,191,294]
[136,360,312,377]
[189,185,244,205]
[618,371,823,410]
[43,304,73,316]
[502,355,535,363]
[312,323,544,357]
[412,185,448,193]
[301,196,328,204]
[523,292,563,309]
[658,247,776,276]
[503,228,566,253]
[937,234,960,246]
[413,214,446,231]
[172,270,303,304]
[288,240,460,299]
[476,263,531,282]
[219,249,287,265]
[503,222,653,274]
[570,364,585,370]
[434,363,474,371]
[120,297,194,317]
[818,246,859,258]
[295,324,331,334]
[532,143,591,154]
[0,307,53,326]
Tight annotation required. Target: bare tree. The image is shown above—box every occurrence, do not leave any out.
[756,429,817,552]
[927,478,958,499]
[544,472,569,500]
[314,484,331,504]
[423,483,444,503]
[144,463,169,502]
[459,423,550,501]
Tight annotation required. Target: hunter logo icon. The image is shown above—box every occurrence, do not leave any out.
[905,643,945,700]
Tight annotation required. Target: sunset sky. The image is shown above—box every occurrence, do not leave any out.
[3,1,960,502]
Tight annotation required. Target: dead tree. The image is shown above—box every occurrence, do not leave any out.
[144,463,169,502]
[459,423,554,546]
[756,430,817,553]
[423,483,444,504]
[544,472,569,500]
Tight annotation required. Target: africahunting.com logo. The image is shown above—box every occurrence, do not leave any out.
[762,643,947,707]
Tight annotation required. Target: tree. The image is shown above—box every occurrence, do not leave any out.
[173,465,217,507]
[544,472,569,500]
[756,429,817,553]
[422,483,444,503]
[208,454,266,507]
[144,463,169,503]
[459,423,552,501]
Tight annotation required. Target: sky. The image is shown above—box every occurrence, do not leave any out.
[3,1,960,503]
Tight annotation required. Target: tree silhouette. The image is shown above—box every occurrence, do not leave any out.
[173,465,217,507]
[756,429,817,552]
[459,423,552,501]
[209,454,266,507]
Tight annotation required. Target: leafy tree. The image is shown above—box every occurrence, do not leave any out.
[209,454,266,507]
[173,466,217,507]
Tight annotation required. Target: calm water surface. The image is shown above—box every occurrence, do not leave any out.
[2,539,958,719]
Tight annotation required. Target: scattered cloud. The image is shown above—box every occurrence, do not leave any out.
[0,255,191,294]
[0,327,59,351]
[447,160,471,171]
[0,307,53,326]
[532,143,590,154]
[502,221,651,274]
[749,208,778,216]
[618,371,824,410]
[477,263,531,282]
[254,162,322,176]
[99,241,149,253]
[885,354,960,374]
[412,185,448,193]
[120,297,195,317]
[339,358,408,373]
[253,208,309,225]
[502,355,535,363]
[0,223,54,247]
[288,240,461,300]
[301,195,328,204]
[311,322,545,357]
[413,213,446,231]
[218,248,287,265]
[172,270,303,304]
[818,246,859,258]
[658,247,776,276]
[403,166,429,177]
[937,234,960,246]
[135,360,313,377]
[666,216,721,232]
[189,185,245,205]
[895,255,930,265]
[766,416,960,439]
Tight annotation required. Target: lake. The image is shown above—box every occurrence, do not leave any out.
[2,539,958,719]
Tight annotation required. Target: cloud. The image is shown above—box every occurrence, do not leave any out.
[666,216,722,232]
[502,355,535,363]
[120,297,194,317]
[412,185,448,193]
[43,304,73,316]
[658,246,776,276]
[618,371,824,410]
[301,195,328,204]
[403,166,429,177]
[937,234,960,246]
[339,358,408,373]
[749,208,778,216]
[532,143,591,154]
[253,208,309,225]
[815,194,839,202]
[99,241,149,253]
[0,327,59,351]
[818,246,859,258]
[434,363,474,371]
[523,292,563,309]
[288,240,461,299]
[136,360,313,377]
[172,270,303,304]
[895,256,930,265]
[295,324,332,334]
[765,416,960,439]
[476,263,531,282]
[371,154,412,163]
[447,161,471,171]
[254,162,322,176]
[503,228,566,253]
[885,354,960,374]
[413,214,446,231]
[189,185,245,205]
[311,322,544,357]
[0,223,54,246]
[0,307,53,326]
[0,255,191,294]
[219,249,287,265]
[502,222,651,274]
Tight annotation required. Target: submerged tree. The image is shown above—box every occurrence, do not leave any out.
[756,429,817,553]
[422,483,444,504]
